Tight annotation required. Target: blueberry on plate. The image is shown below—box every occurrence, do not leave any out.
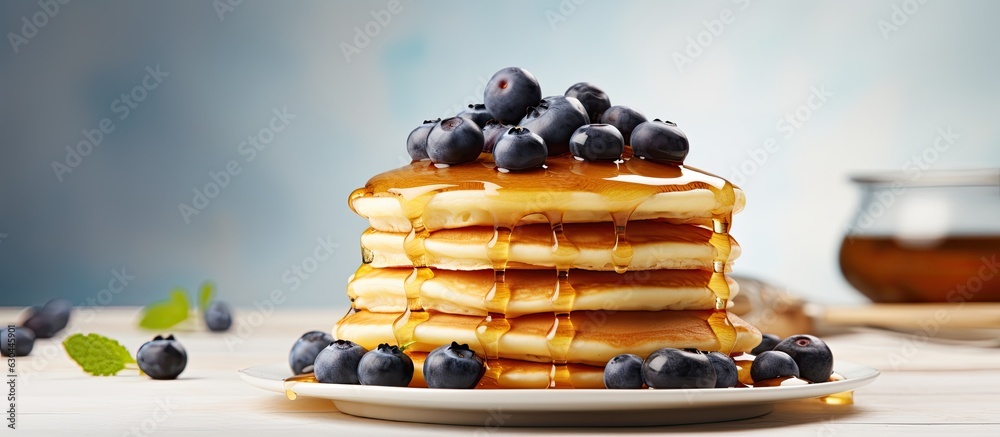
[642,348,716,389]
[458,103,494,129]
[314,339,368,384]
[600,105,647,145]
[565,82,611,124]
[482,119,511,153]
[426,117,484,167]
[569,124,624,161]
[3,326,35,357]
[406,118,440,161]
[484,67,542,124]
[630,119,689,164]
[289,330,334,375]
[136,335,187,380]
[518,96,589,156]
[773,334,834,383]
[493,127,548,172]
[603,353,644,389]
[22,298,73,339]
[203,301,232,332]
[358,343,414,387]
[706,352,739,388]
[750,350,800,382]
[751,333,782,356]
[423,341,485,389]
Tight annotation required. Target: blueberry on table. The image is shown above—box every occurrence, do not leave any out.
[426,117,485,167]
[406,119,440,161]
[482,119,511,153]
[484,67,542,124]
[603,353,644,389]
[600,105,647,145]
[630,119,689,164]
[642,348,717,389]
[457,103,494,129]
[203,301,232,332]
[3,326,35,357]
[22,298,73,338]
[493,127,548,172]
[751,333,782,356]
[289,330,334,375]
[773,334,834,383]
[518,95,589,156]
[136,335,188,380]
[750,350,800,382]
[314,339,368,384]
[423,341,485,389]
[569,123,625,161]
[706,352,739,388]
[565,82,611,124]
[358,343,414,387]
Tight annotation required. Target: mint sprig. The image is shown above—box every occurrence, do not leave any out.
[198,281,214,314]
[63,333,136,376]
[139,288,190,330]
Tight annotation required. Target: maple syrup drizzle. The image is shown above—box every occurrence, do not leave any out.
[342,154,745,388]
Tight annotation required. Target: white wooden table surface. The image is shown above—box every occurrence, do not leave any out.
[4,307,999,436]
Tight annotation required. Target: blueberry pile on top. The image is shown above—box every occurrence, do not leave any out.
[406,67,690,172]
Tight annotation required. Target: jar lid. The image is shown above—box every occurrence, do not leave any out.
[850,168,1000,187]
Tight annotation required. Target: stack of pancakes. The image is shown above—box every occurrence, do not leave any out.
[336,152,760,388]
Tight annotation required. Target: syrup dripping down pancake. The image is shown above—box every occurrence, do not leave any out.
[361,220,740,271]
[334,310,761,367]
[348,267,738,317]
[350,154,744,233]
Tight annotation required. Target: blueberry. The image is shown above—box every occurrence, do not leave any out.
[3,326,35,357]
[600,105,647,145]
[773,334,834,383]
[314,339,368,384]
[484,67,542,124]
[406,119,439,161]
[603,353,644,389]
[569,124,624,161]
[493,127,548,172]
[426,117,484,166]
[565,82,611,124]
[458,103,494,129]
[358,343,414,387]
[482,119,512,153]
[642,348,716,389]
[751,333,782,356]
[203,301,232,332]
[750,350,800,382]
[631,119,689,164]
[518,96,589,156]
[289,330,335,374]
[423,341,484,389]
[136,335,187,380]
[706,352,738,388]
[22,298,72,339]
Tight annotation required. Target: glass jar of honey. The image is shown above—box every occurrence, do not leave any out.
[839,169,1000,303]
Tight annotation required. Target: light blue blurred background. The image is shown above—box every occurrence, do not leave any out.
[2,0,999,310]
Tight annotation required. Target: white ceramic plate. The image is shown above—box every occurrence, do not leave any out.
[239,361,878,427]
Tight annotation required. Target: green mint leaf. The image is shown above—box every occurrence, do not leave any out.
[198,281,214,314]
[62,333,134,376]
[139,288,190,329]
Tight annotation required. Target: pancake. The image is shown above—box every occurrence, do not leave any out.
[406,352,606,389]
[361,220,740,271]
[334,310,761,366]
[351,153,744,233]
[348,267,738,317]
